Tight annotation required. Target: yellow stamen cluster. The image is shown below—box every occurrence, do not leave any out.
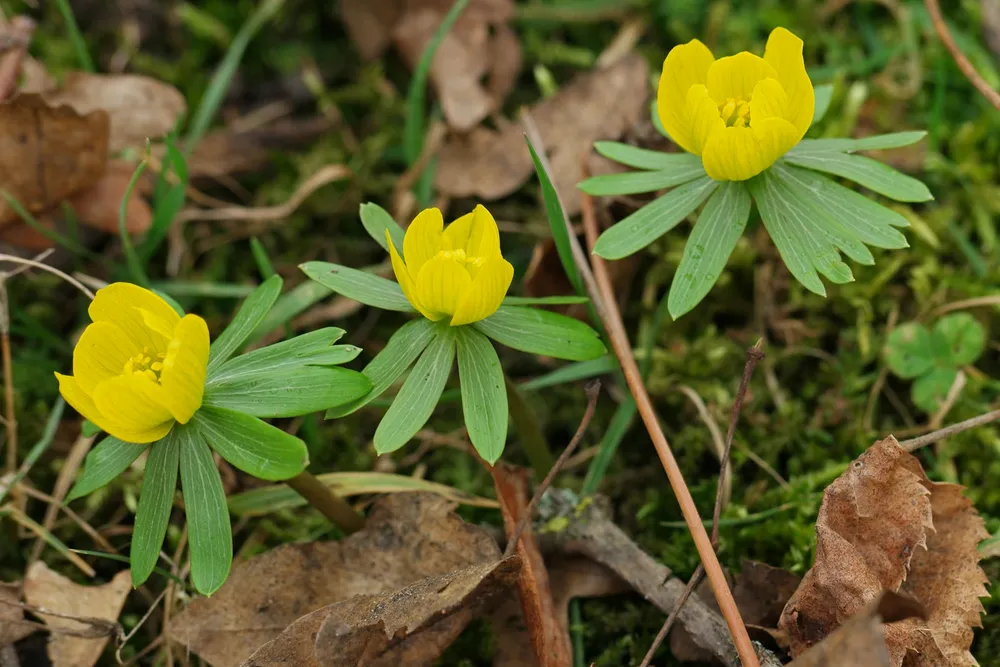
[124,346,167,383]
[719,98,751,128]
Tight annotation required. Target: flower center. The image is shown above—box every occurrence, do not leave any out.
[124,346,167,383]
[438,248,486,268]
[719,97,751,128]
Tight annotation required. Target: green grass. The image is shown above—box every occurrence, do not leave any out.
[4,0,1000,665]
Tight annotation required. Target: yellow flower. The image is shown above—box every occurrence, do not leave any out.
[387,205,514,326]
[56,283,210,443]
[657,27,814,182]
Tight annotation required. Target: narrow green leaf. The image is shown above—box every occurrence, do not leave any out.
[119,160,150,286]
[505,376,553,474]
[783,151,933,202]
[53,0,95,71]
[204,366,372,417]
[578,162,706,196]
[791,131,928,154]
[208,275,283,372]
[519,356,618,391]
[912,367,959,413]
[501,295,590,306]
[374,326,456,454]
[81,420,102,437]
[326,318,437,418]
[592,176,718,260]
[70,549,185,586]
[67,438,147,501]
[131,431,180,588]
[526,135,585,296]
[667,182,752,319]
[299,261,413,312]
[194,406,309,481]
[474,305,606,361]
[933,313,986,366]
[773,164,910,249]
[250,237,276,279]
[650,100,672,141]
[811,83,834,126]
[594,141,702,171]
[582,398,636,493]
[248,280,334,344]
[207,328,355,385]
[178,425,232,595]
[884,323,936,379]
[456,328,507,464]
[360,202,406,254]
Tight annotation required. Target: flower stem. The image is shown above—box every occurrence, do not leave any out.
[504,375,555,475]
[285,471,364,534]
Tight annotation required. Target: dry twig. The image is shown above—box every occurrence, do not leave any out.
[925,0,1000,111]
[900,407,1000,452]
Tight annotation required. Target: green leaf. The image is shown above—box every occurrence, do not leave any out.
[501,295,590,306]
[526,135,585,297]
[592,141,695,172]
[326,318,437,418]
[782,151,933,202]
[592,176,718,260]
[456,327,507,464]
[67,437,146,501]
[884,323,935,379]
[772,164,910,249]
[374,326,456,454]
[912,367,959,413]
[747,169,854,296]
[194,406,309,481]
[131,431,180,588]
[667,181,752,319]
[178,424,232,595]
[360,202,405,254]
[578,159,704,196]
[299,261,413,312]
[207,328,357,385]
[81,420,102,437]
[248,280,334,344]
[650,100,672,141]
[474,305,606,361]
[932,313,986,366]
[204,366,372,417]
[811,84,834,126]
[791,131,928,154]
[208,275,283,372]
[519,355,618,391]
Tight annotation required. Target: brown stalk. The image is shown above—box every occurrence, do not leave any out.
[285,470,365,534]
[925,0,1000,111]
[899,407,1000,452]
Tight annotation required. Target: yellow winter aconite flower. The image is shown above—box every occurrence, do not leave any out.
[387,204,514,326]
[658,27,814,182]
[56,283,210,444]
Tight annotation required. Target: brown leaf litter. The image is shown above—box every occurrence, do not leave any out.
[435,52,649,216]
[169,493,520,667]
[778,436,989,666]
[0,582,36,648]
[340,0,521,131]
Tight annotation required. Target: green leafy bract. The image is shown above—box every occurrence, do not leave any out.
[474,306,606,361]
[360,202,405,254]
[131,430,180,588]
[811,83,834,126]
[578,156,705,196]
[782,151,932,202]
[456,327,507,464]
[300,261,413,312]
[67,437,146,501]
[194,406,309,481]
[207,275,283,372]
[789,131,927,155]
[206,328,358,385]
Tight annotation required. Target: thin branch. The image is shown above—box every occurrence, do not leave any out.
[504,380,600,558]
[639,565,705,667]
[925,0,1000,111]
[899,408,1000,452]
[0,254,96,299]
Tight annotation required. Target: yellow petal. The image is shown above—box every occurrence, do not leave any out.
[387,230,436,320]
[441,211,473,252]
[657,39,715,155]
[403,208,444,275]
[706,52,779,105]
[450,257,514,326]
[749,77,790,121]
[684,84,726,156]
[88,283,181,354]
[701,118,798,181]
[158,315,210,423]
[92,375,174,443]
[442,204,501,260]
[415,255,472,319]
[72,321,140,393]
[138,309,178,340]
[56,373,108,430]
[763,27,814,140]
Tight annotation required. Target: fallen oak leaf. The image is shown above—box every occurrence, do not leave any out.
[0,582,37,647]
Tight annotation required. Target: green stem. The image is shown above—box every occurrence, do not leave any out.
[285,471,364,534]
[505,375,555,476]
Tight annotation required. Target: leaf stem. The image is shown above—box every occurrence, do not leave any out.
[505,375,555,476]
[285,471,364,534]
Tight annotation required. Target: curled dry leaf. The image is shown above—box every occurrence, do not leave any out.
[0,94,109,226]
[22,562,130,667]
[340,0,521,130]
[0,582,36,647]
[778,436,988,666]
[435,53,649,215]
[169,493,519,667]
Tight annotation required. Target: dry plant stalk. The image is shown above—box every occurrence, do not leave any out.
[925,0,1000,111]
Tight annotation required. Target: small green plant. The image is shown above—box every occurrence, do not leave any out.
[883,313,987,413]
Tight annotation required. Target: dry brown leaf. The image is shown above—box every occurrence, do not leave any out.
[22,562,130,667]
[0,582,37,647]
[169,493,515,667]
[779,436,988,666]
[982,0,1000,61]
[491,464,571,667]
[787,591,926,667]
[43,73,186,153]
[0,94,108,225]
[435,53,649,215]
